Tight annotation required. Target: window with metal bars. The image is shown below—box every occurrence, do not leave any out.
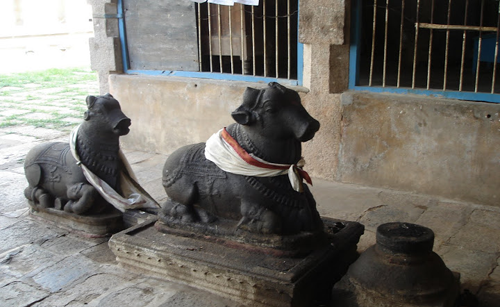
[350,0,500,103]
[194,0,298,80]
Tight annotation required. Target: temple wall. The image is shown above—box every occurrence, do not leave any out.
[91,0,500,208]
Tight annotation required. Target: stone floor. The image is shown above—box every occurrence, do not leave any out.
[1,118,500,306]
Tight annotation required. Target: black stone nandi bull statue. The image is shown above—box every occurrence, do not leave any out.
[160,82,322,237]
[24,94,157,215]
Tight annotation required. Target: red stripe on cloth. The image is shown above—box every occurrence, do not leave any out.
[297,168,313,186]
[221,128,289,170]
[220,128,313,186]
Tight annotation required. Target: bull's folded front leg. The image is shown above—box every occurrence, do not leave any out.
[238,201,281,234]
[64,183,97,215]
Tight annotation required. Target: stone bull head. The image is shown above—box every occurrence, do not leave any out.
[160,83,322,236]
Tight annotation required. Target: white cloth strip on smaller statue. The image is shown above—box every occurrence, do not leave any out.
[70,125,159,212]
[205,128,312,192]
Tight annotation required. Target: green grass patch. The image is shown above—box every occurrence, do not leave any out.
[0,68,97,89]
[0,67,97,130]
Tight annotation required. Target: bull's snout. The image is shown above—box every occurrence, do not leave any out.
[113,117,131,135]
[297,118,320,142]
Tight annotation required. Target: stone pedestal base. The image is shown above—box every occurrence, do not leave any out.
[108,217,363,307]
[28,203,123,237]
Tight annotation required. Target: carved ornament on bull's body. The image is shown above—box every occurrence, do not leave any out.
[159,83,324,250]
[24,94,158,217]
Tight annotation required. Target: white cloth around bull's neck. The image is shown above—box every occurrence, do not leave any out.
[204,128,310,192]
[69,125,159,212]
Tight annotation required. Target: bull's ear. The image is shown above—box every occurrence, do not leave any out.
[86,95,96,109]
[231,106,254,125]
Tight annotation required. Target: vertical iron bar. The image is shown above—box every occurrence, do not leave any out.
[412,0,421,89]
[229,6,234,74]
[217,5,223,73]
[241,5,245,75]
[208,4,213,72]
[263,0,267,77]
[369,0,378,86]
[475,0,485,92]
[491,1,500,93]
[197,3,202,72]
[426,0,435,90]
[382,0,389,87]
[443,0,452,90]
[397,0,405,88]
[459,0,469,91]
[287,0,291,79]
[275,0,279,78]
[252,5,256,76]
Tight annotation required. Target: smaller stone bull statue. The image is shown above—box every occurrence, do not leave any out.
[160,82,322,236]
[24,94,144,215]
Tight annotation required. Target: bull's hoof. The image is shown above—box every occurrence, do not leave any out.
[54,198,67,210]
[38,193,53,208]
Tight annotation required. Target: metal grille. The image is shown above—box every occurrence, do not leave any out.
[196,0,298,80]
[359,0,500,94]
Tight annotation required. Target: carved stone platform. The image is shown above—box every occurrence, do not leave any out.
[28,203,123,237]
[108,217,364,307]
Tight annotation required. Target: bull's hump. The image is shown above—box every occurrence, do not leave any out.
[27,142,71,170]
[162,143,226,188]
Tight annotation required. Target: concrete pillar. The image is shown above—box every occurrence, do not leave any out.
[299,0,349,180]
[87,0,123,94]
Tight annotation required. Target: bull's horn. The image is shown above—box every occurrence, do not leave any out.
[86,95,96,109]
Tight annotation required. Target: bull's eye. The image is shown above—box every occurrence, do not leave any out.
[265,107,277,114]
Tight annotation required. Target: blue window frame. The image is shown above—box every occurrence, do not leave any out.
[349,0,500,103]
[117,0,303,86]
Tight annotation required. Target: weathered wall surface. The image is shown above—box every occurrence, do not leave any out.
[93,0,500,208]
[338,92,500,207]
[110,75,255,154]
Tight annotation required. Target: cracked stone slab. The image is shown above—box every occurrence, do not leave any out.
[0,281,49,307]
[0,171,30,214]
[0,215,19,231]
[0,219,68,254]
[448,221,500,254]
[415,202,474,242]
[38,233,105,257]
[80,242,118,265]
[0,244,65,279]
[311,179,381,222]
[156,288,245,307]
[468,209,500,231]
[438,245,499,293]
[358,202,426,231]
[30,273,131,307]
[32,254,102,293]
[95,283,178,307]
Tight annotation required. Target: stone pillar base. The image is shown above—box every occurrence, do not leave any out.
[108,217,364,307]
